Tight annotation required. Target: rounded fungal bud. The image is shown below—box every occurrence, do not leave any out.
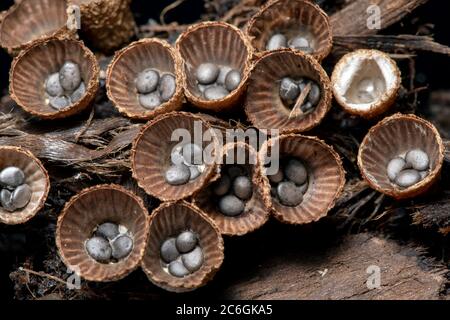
[111,235,134,260]
[135,68,160,94]
[308,82,321,105]
[217,66,232,85]
[196,63,220,85]
[59,61,82,92]
[212,175,231,196]
[182,143,203,165]
[182,246,204,272]
[0,189,15,212]
[268,168,284,184]
[266,33,287,51]
[279,77,300,103]
[284,159,308,185]
[189,166,202,180]
[204,86,229,101]
[70,82,86,103]
[218,194,245,217]
[139,92,162,110]
[405,149,429,171]
[160,237,180,263]
[168,259,190,278]
[395,169,421,188]
[288,36,311,51]
[164,164,191,185]
[232,176,253,200]
[45,73,64,97]
[11,184,32,209]
[176,231,198,253]
[96,222,120,240]
[387,157,408,181]
[49,96,70,110]
[159,73,177,102]
[224,69,241,92]
[85,236,112,262]
[0,166,25,187]
[276,181,304,207]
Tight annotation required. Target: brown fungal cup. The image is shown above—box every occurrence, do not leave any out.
[245,49,332,134]
[0,146,50,225]
[0,0,73,56]
[176,21,253,112]
[259,134,345,224]
[106,38,184,120]
[142,201,224,292]
[68,0,136,53]
[331,49,401,118]
[246,0,333,61]
[358,113,444,199]
[56,184,150,282]
[9,38,100,120]
[194,142,270,236]
[131,112,220,201]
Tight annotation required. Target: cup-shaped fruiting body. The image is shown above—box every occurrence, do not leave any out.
[245,50,332,134]
[193,142,269,236]
[142,201,224,292]
[9,38,99,120]
[176,21,253,112]
[259,134,345,224]
[0,146,50,225]
[106,39,184,120]
[131,112,221,201]
[56,184,149,282]
[246,0,332,61]
[358,114,444,199]
[68,0,136,53]
[331,49,401,119]
[0,0,74,56]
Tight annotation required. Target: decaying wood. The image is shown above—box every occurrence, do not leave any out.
[413,199,450,235]
[334,35,450,56]
[221,233,447,300]
[331,0,429,36]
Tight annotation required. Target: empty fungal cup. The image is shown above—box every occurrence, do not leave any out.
[131,112,221,201]
[0,146,50,225]
[259,134,345,224]
[331,49,401,118]
[176,21,253,112]
[358,113,444,199]
[9,38,100,120]
[0,0,73,55]
[142,201,224,292]
[245,49,332,134]
[56,184,150,282]
[246,0,333,61]
[107,38,184,120]
[194,142,270,236]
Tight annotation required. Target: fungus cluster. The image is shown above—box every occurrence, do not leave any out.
[165,143,206,185]
[135,68,176,109]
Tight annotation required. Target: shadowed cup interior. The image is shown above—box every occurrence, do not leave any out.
[142,202,224,292]
[56,185,149,282]
[10,39,98,117]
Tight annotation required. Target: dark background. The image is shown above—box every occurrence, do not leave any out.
[0,0,449,300]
